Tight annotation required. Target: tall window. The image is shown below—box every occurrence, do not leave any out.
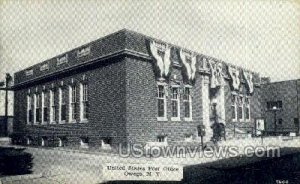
[183,87,192,120]
[69,85,77,122]
[80,83,89,121]
[58,88,62,123]
[245,97,251,121]
[31,95,34,124]
[231,95,237,121]
[49,89,55,123]
[44,92,49,123]
[35,94,40,124]
[171,87,180,120]
[61,88,66,122]
[157,84,167,120]
[238,96,244,120]
[27,95,32,124]
[41,92,45,124]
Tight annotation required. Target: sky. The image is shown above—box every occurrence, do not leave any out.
[0,0,299,115]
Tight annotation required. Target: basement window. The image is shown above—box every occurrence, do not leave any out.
[184,134,193,142]
[58,137,67,147]
[102,138,112,149]
[157,135,167,143]
[80,137,89,148]
[26,137,32,145]
[40,137,47,147]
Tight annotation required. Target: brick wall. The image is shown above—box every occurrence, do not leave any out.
[125,56,202,145]
[13,58,127,148]
[261,79,300,132]
[224,80,262,133]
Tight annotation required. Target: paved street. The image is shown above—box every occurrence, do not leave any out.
[1,137,300,184]
[1,147,153,184]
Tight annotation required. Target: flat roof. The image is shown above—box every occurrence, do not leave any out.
[14,29,260,89]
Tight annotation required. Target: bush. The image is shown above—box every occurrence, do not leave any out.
[0,147,33,176]
[10,133,26,145]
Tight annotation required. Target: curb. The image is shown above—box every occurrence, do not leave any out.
[0,173,43,183]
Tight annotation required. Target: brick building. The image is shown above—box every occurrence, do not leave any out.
[13,29,262,148]
[261,79,300,135]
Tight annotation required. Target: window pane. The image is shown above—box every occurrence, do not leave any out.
[231,96,235,105]
[83,84,88,101]
[36,109,40,122]
[83,102,88,119]
[51,106,55,122]
[72,104,76,119]
[238,107,243,119]
[245,107,250,119]
[184,102,190,118]
[43,107,48,122]
[158,86,164,98]
[231,106,236,119]
[61,105,66,121]
[29,109,33,122]
[172,101,178,117]
[72,86,76,103]
[158,99,164,117]
[184,88,190,100]
[172,88,178,99]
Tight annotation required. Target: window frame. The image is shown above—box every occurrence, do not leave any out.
[183,86,193,121]
[35,93,40,124]
[157,83,167,121]
[238,95,244,121]
[80,83,89,122]
[231,94,238,122]
[171,86,180,121]
[41,91,45,124]
[244,96,251,122]
[69,85,77,122]
[58,87,66,124]
[157,135,167,143]
[27,94,32,125]
[49,89,56,124]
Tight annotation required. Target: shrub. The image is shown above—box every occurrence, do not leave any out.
[0,147,33,176]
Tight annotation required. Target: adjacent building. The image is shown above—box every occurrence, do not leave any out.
[13,29,262,148]
[261,79,300,135]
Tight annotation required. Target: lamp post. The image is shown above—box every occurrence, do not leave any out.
[211,99,219,142]
[271,106,280,136]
